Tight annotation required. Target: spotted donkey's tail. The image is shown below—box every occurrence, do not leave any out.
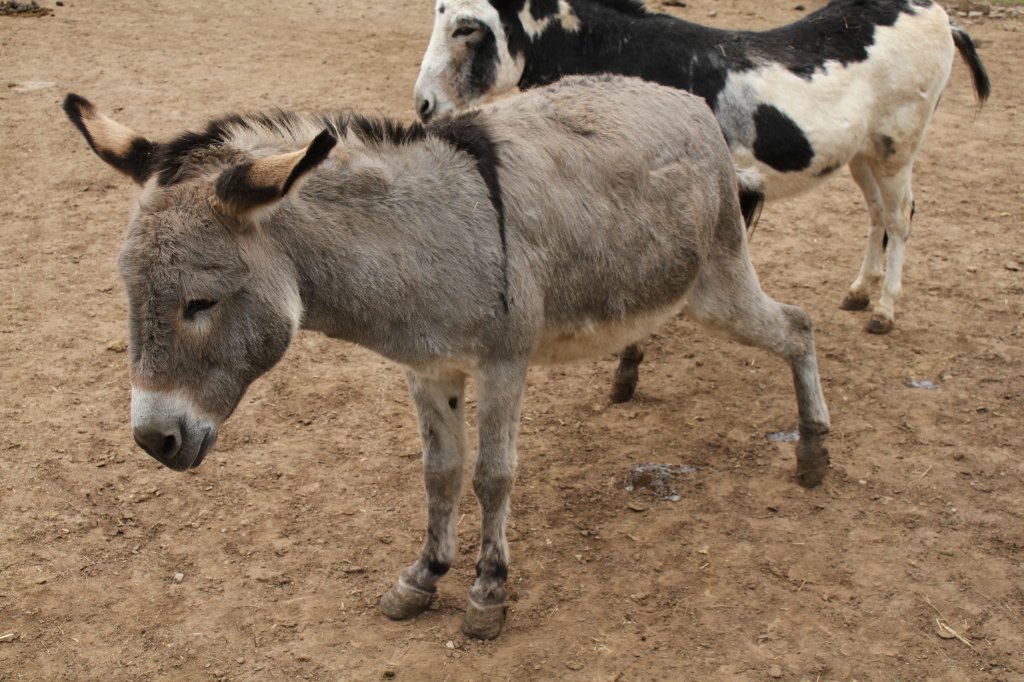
[736,166,765,237]
[951,21,991,105]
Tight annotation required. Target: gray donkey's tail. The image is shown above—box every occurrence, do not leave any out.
[951,22,991,105]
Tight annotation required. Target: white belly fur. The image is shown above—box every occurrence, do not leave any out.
[532,303,682,365]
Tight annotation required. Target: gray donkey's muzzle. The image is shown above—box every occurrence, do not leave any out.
[130,387,218,471]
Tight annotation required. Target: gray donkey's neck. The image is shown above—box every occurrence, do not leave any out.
[263,142,511,367]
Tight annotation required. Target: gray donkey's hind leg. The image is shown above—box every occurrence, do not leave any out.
[462,359,528,639]
[380,370,468,620]
[686,246,831,487]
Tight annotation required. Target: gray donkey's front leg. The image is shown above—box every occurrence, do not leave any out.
[462,360,528,639]
[380,370,468,621]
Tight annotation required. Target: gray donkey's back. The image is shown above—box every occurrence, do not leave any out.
[287,75,745,367]
[486,76,739,361]
[66,75,830,641]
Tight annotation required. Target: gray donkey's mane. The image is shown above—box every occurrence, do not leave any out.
[155,107,510,305]
[155,109,487,188]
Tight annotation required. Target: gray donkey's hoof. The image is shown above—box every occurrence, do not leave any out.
[796,439,830,489]
[380,581,435,620]
[461,598,506,640]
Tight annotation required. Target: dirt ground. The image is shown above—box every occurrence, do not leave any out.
[1,0,1022,679]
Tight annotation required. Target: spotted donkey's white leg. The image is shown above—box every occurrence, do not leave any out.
[462,359,528,639]
[867,164,914,334]
[842,154,887,314]
[380,370,468,620]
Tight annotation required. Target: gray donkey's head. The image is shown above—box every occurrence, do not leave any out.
[64,94,336,471]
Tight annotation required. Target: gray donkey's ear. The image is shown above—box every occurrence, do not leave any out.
[63,94,158,185]
[215,129,337,216]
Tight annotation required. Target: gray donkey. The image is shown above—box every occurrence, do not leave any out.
[64,75,830,639]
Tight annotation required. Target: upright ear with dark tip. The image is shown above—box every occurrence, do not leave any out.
[215,129,338,215]
[63,93,158,185]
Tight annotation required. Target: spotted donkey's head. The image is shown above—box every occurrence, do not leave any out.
[413,0,581,121]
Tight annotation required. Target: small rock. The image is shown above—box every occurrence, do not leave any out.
[1004,261,1021,272]
[566,661,583,671]
[627,501,648,512]
[173,572,185,583]
[0,632,17,643]
[106,339,128,353]
[768,664,784,679]
[445,640,455,649]
[235,657,245,664]
[794,3,806,9]
[708,10,717,17]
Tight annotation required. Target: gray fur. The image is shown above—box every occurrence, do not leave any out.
[68,75,830,639]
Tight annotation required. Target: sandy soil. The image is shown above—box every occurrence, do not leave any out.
[1,1,1022,679]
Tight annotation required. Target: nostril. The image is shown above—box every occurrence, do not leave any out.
[133,425,183,464]
[419,98,434,122]
[158,434,180,459]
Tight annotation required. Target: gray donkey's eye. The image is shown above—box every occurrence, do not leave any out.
[184,299,218,321]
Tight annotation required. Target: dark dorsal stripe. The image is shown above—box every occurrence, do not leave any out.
[428,112,510,312]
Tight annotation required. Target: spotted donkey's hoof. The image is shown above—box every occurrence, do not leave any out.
[610,376,638,404]
[610,350,643,403]
[795,439,830,489]
[380,580,436,620]
[840,293,871,311]
[461,598,506,640]
[866,315,893,334]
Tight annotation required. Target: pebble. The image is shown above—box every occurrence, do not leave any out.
[173,572,184,583]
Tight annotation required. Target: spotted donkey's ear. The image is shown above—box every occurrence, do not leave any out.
[63,94,158,186]
[215,129,337,216]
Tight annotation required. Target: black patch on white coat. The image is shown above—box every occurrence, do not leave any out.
[752,104,814,172]
[466,26,501,99]
[494,0,944,168]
